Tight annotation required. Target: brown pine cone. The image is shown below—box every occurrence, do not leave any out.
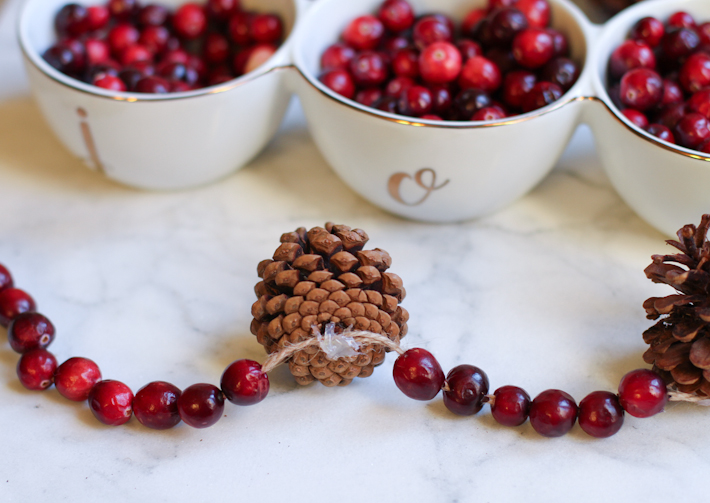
[250,223,408,387]
[642,215,710,397]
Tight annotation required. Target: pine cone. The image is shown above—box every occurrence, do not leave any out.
[642,215,710,397]
[250,223,409,387]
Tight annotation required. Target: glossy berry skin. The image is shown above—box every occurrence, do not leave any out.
[488,7,528,47]
[108,0,140,21]
[133,381,182,430]
[398,85,433,117]
[393,348,445,401]
[349,51,388,87]
[668,11,696,29]
[618,369,668,418]
[43,45,77,74]
[459,56,501,92]
[529,389,578,437]
[443,365,489,416]
[688,89,710,118]
[419,42,461,84]
[608,40,656,80]
[135,76,171,94]
[622,108,649,129]
[55,4,89,38]
[385,76,413,97]
[451,88,493,120]
[491,385,531,427]
[619,68,663,111]
[54,357,102,401]
[646,123,675,144]
[139,4,170,26]
[472,106,506,121]
[503,70,536,109]
[0,288,36,327]
[321,43,356,71]
[221,359,269,406]
[378,0,415,33]
[356,88,383,107]
[85,38,110,66]
[86,5,110,31]
[89,380,134,426]
[178,383,225,428]
[578,391,624,438]
[173,3,207,40]
[17,349,57,391]
[630,17,664,48]
[249,14,283,44]
[541,57,580,91]
[679,53,710,94]
[661,27,700,60]
[515,0,551,29]
[674,113,710,149]
[521,81,562,113]
[108,24,140,57]
[512,28,554,69]
[8,312,55,353]
[0,264,13,291]
[343,15,385,51]
[412,16,452,51]
[319,69,356,99]
[205,0,239,22]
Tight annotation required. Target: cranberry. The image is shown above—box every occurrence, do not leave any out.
[385,76,414,97]
[398,85,433,117]
[242,44,277,74]
[412,16,452,51]
[392,348,445,400]
[630,17,665,48]
[512,28,554,69]
[619,68,663,111]
[108,0,140,21]
[661,78,684,107]
[135,76,171,93]
[119,67,146,90]
[546,28,569,58]
[661,27,700,60]
[17,349,57,391]
[541,57,580,91]
[488,8,528,47]
[529,389,578,437]
[89,380,134,426]
[163,48,189,65]
[349,51,388,87]
[206,0,240,22]
[207,65,234,85]
[421,114,443,120]
[378,0,415,33]
[54,357,101,401]
[228,11,253,45]
[382,35,410,56]
[133,381,182,429]
[429,83,453,115]
[608,40,656,80]
[319,68,356,99]
[392,49,419,78]
[462,8,487,37]
[87,61,122,82]
[618,369,668,418]
[343,15,385,51]
[674,113,710,148]
[578,391,625,438]
[503,70,536,109]
[419,41,461,84]
[250,14,283,44]
[108,24,140,57]
[457,39,483,62]
[139,25,170,54]
[120,44,153,66]
[0,288,36,327]
[485,47,517,75]
[221,359,269,406]
[488,0,517,11]
[177,383,225,428]
[8,312,55,354]
[655,102,687,129]
[377,96,399,113]
[158,62,199,85]
[173,3,207,40]
[521,81,562,112]
[459,56,501,92]
[490,385,531,426]
[85,39,110,66]
[688,89,710,118]
[443,365,489,416]
[515,0,551,29]
[622,108,649,129]
[679,52,710,94]
[95,74,128,91]
[86,5,110,31]
[138,4,170,26]
[0,264,12,291]
[356,88,383,107]
[698,139,710,154]
[55,4,89,37]
[646,123,675,143]
[699,22,710,46]
[321,43,356,71]
[451,88,493,120]
[668,11,696,29]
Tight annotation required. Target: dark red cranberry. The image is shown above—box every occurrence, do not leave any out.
[578,391,624,438]
[221,359,269,406]
[515,0,550,29]
[473,18,495,48]
[398,85,433,117]
[459,56,501,92]
[207,65,234,85]
[443,365,489,416]
[698,139,710,154]
[503,70,536,109]
[429,83,453,115]
[412,15,452,51]
[419,41,461,84]
[119,67,145,90]
[94,74,128,91]
[349,51,388,87]
[0,288,36,327]
[529,389,578,437]
[393,348,445,400]
[138,4,170,26]
[87,61,122,82]
[133,381,182,429]
[8,312,55,354]
[139,25,170,54]
[250,14,283,44]
[660,78,684,107]
[89,380,134,426]
[158,62,199,86]
[622,108,649,129]
[173,3,207,40]
[392,48,419,78]
[630,17,665,47]
[679,52,710,94]
[343,15,385,51]
[108,0,140,21]
[618,369,668,418]
[512,28,554,69]
[489,8,528,47]
[385,76,414,97]
[378,0,414,32]
[655,102,687,129]
[382,35,410,56]
[675,113,710,148]
[177,383,225,428]
[228,11,253,45]
[206,0,239,22]
[619,68,663,111]
[485,46,517,75]
[491,385,531,426]
[134,76,171,93]
[0,264,12,291]
[376,95,399,113]
[521,81,562,112]
[608,40,656,80]
[457,39,483,62]
[451,88,493,120]
[462,8,486,38]
[54,357,102,401]
[688,89,710,118]
[541,57,580,91]
[321,43,356,71]
[356,88,384,107]
[646,123,675,143]
[55,4,89,37]
[86,5,110,31]
[319,68,356,99]
[546,28,569,58]
[668,11,696,29]
[661,27,700,60]
[43,45,75,74]
[17,349,57,391]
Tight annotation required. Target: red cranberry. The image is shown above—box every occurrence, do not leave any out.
[393,348,445,400]
[95,74,128,91]
[139,25,170,54]
[378,0,415,33]
[8,312,55,353]
[250,14,283,44]
[578,391,624,438]
[512,28,554,69]
[228,11,253,45]
[85,39,110,66]
[521,81,562,112]
[451,88,493,120]
[491,385,531,426]
[688,89,710,118]
[421,114,443,120]
[699,22,710,46]
[178,383,225,428]
[668,11,696,29]
[488,0,516,11]
[618,369,668,418]
[462,8,487,37]
[622,108,649,129]
[133,381,182,429]
[398,85,433,117]
[55,4,89,37]
[138,4,170,26]
[206,0,240,22]
[661,78,684,107]
[321,43,356,71]
[108,24,140,57]
[655,102,687,129]
[120,44,153,66]
[158,62,199,86]
[429,83,453,115]
[55,357,102,401]
[489,7,528,47]
[698,139,710,154]
[546,28,569,58]
[199,33,228,64]
[515,0,551,29]
[608,40,656,80]
[89,380,134,426]
[529,389,578,437]
[674,113,710,148]
[646,123,675,143]
[173,3,207,40]
[349,51,388,87]
[419,41,462,84]
[679,52,710,94]
[356,88,383,107]
[412,16,453,51]
[108,0,140,21]
[86,5,110,31]
[385,76,414,97]
[0,288,36,327]
[630,17,665,47]
[382,35,410,56]
[343,15,385,51]
[457,39,483,62]
[17,349,57,391]
[619,68,663,111]
[0,264,12,291]
[471,105,502,121]
[459,56,501,92]
[119,67,146,90]
[207,65,234,85]
[87,61,122,82]
[319,68,356,99]
[661,27,700,60]
[503,70,536,109]
[392,48,419,78]
[135,76,171,93]
[163,48,189,65]
[443,364,489,416]
[541,57,580,91]
[221,359,269,406]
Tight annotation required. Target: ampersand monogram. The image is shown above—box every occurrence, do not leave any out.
[387,168,450,206]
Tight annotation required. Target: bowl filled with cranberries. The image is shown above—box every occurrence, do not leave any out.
[289,0,592,221]
[18,0,301,190]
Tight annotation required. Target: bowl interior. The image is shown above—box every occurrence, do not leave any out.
[293,0,591,124]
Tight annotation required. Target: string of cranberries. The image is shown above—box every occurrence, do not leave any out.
[607,11,710,153]
[318,0,580,122]
[1,261,669,437]
[43,0,284,94]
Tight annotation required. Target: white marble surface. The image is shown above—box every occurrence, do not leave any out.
[2,1,710,502]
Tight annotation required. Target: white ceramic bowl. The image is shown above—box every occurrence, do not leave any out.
[18,0,303,190]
